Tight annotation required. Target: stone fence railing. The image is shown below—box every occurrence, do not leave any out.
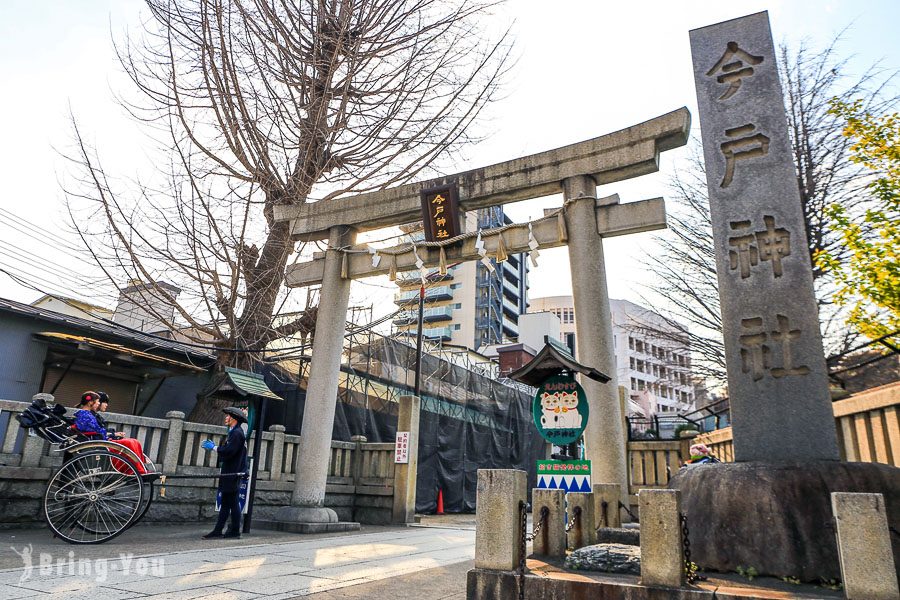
[692,381,900,467]
[0,399,397,526]
[626,439,690,503]
[625,381,900,504]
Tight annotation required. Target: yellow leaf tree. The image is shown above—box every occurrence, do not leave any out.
[816,99,900,342]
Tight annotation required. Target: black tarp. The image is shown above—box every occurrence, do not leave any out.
[258,334,545,513]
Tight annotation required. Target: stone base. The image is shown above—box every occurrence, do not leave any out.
[273,505,339,523]
[668,461,900,582]
[597,527,640,546]
[254,519,360,534]
[565,543,640,574]
[259,505,360,533]
[466,564,844,599]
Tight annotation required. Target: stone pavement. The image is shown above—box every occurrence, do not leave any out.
[0,518,475,600]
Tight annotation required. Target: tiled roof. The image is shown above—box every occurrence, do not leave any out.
[0,296,215,364]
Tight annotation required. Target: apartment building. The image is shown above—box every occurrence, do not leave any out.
[393,207,529,351]
[527,296,695,415]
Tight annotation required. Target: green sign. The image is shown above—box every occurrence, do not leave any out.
[532,374,588,445]
[536,460,592,492]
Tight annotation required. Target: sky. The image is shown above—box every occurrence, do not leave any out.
[0,1,898,330]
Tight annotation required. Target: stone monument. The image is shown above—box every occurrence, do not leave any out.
[670,11,900,581]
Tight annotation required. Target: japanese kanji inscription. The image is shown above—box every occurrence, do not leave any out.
[706,41,764,100]
[728,215,791,278]
[691,11,839,461]
[419,184,461,242]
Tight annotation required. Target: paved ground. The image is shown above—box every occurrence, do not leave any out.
[0,517,476,600]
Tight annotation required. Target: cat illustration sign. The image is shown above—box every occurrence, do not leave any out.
[532,374,588,445]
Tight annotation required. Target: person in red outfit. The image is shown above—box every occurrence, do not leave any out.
[73,391,147,474]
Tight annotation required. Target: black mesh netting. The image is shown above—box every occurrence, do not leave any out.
[260,333,544,513]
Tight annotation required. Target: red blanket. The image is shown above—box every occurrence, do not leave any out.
[110,438,147,475]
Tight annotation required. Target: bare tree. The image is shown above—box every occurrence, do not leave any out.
[63,0,511,420]
[640,36,898,390]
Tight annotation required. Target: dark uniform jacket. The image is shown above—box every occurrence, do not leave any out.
[217,425,248,493]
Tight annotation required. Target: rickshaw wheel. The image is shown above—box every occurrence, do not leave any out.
[135,479,155,524]
[45,449,144,544]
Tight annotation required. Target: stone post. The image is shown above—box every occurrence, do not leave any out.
[268,425,286,482]
[392,395,421,524]
[593,483,623,528]
[831,492,899,600]
[566,491,597,549]
[350,434,367,487]
[20,433,44,468]
[281,224,356,524]
[475,469,527,571]
[689,11,839,461]
[564,176,629,505]
[639,489,684,588]
[531,488,566,557]
[161,411,185,473]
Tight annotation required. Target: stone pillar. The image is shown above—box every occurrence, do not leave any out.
[593,483,623,528]
[392,395,421,524]
[563,176,628,505]
[268,425,286,482]
[281,224,356,523]
[831,492,899,600]
[161,411,185,473]
[531,489,566,557]
[639,489,684,588]
[20,413,45,467]
[566,492,597,549]
[689,11,839,462]
[475,469,527,571]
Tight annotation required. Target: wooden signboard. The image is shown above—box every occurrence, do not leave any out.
[420,184,462,242]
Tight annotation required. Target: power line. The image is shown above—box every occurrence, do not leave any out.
[0,241,100,290]
[0,208,84,254]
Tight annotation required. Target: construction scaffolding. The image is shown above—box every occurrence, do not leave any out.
[262,312,544,513]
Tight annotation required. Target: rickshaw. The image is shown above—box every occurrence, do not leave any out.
[15,395,222,544]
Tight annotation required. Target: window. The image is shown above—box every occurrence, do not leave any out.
[629,336,635,350]
[564,332,576,352]
[453,303,462,309]
[630,377,637,391]
[453,324,461,330]
[629,357,636,370]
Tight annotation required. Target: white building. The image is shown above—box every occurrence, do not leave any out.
[31,295,113,322]
[109,280,182,333]
[526,296,696,417]
[393,207,529,351]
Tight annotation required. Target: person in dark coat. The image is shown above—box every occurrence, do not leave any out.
[201,407,248,539]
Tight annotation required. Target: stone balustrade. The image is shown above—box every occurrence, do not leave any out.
[0,398,400,526]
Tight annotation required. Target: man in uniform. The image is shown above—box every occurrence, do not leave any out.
[201,407,248,539]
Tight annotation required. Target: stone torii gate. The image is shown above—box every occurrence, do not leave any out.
[273,108,690,524]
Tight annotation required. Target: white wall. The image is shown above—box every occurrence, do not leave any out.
[517,311,561,351]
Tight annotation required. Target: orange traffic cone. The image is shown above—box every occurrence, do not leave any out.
[436,488,445,515]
